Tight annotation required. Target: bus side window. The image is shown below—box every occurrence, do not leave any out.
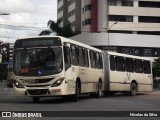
[64,45,71,70]
[75,46,79,65]
[79,47,85,67]
[96,53,100,69]
[84,49,89,67]
[134,59,143,73]
[90,51,96,68]
[143,61,151,74]
[99,54,103,69]
[126,58,134,72]
[71,45,78,66]
[110,55,115,71]
[94,52,97,68]
[115,56,125,71]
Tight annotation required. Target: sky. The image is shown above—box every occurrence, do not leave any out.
[0,0,57,43]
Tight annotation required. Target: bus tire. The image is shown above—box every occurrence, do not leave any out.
[96,81,103,98]
[130,83,138,96]
[32,97,40,103]
[73,82,79,102]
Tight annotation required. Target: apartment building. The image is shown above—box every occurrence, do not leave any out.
[58,0,160,59]
[57,0,81,33]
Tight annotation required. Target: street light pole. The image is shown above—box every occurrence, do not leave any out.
[108,22,118,51]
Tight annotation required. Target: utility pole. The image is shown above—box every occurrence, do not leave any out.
[108,22,118,51]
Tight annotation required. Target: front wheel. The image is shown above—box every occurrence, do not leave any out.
[130,83,138,96]
[72,82,79,102]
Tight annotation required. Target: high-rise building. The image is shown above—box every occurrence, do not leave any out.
[58,0,160,59]
[57,0,81,34]
[58,0,160,35]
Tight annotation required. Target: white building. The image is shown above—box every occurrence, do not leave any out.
[57,0,160,59]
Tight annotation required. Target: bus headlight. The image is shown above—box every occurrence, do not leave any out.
[14,81,25,88]
[51,78,64,87]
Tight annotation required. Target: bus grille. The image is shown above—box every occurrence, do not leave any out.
[27,89,48,95]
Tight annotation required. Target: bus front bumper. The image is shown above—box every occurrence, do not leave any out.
[13,84,67,97]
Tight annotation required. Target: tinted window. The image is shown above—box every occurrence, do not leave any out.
[84,49,89,67]
[71,45,78,66]
[143,61,151,74]
[110,55,115,71]
[115,56,125,71]
[126,58,134,72]
[78,47,85,67]
[64,45,71,70]
[134,59,143,73]
[90,51,96,68]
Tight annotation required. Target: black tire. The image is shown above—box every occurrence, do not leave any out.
[73,82,79,102]
[130,83,138,96]
[32,97,40,103]
[96,82,103,98]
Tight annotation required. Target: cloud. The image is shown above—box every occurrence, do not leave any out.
[0,0,57,43]
[0,0,34,13]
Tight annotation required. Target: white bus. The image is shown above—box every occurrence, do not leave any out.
[103,51,153,96]
[13,36,104,102]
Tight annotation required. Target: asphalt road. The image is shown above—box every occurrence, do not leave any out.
[0,81,160,120]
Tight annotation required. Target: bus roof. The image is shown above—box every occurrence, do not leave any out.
[16,36,103,53]
[106,51,151,61]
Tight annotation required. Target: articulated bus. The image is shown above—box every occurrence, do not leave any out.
[103,51,153,96]
[13,36,153,102]
[13,36,104,102]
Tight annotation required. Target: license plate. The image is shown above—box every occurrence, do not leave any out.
[21,79,35,84]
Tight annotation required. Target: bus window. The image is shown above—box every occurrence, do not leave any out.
[134,59,143,73]
[71,45,78,66]
[115,56,125,72]
[143,60,151,74]
[110,55,115,71]
[63,45,71,70]
[126,58,134,72]
[99,54,103,69]
[96,53,100,69]
[90,51,96,68]
[84,49,89,67]
[75,46,79,65]
[78,47,85,67]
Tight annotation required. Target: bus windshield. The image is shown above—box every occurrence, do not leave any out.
[14,47,62,76]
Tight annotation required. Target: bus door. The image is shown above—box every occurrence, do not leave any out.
[124,58,134,90]
[78,48,87,93]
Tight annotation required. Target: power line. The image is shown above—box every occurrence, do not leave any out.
[0,22,47,25]
[0,24,47,30]
[0,13,10,15]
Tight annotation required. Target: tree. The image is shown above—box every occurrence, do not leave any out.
[152,58,160,77]
[39,19,76,38]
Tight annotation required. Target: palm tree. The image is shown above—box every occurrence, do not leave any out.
[39,30,51,36]
[39,19,75,38]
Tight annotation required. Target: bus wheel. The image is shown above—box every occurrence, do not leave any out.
[130,83,138,96]
[73,82,79,102]
[96,81,103,98]
[32,97,40,103]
